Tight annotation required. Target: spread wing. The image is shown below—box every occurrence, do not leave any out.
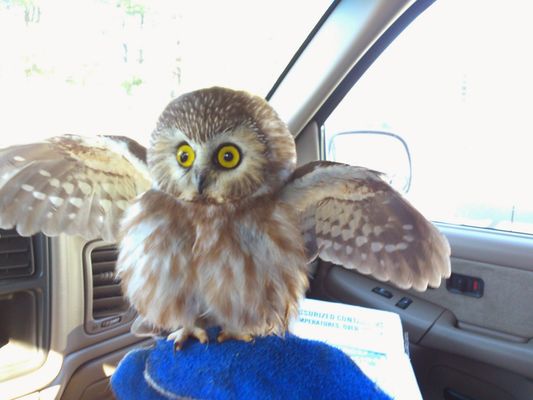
[280,161,450,291]
[0,134,151,241]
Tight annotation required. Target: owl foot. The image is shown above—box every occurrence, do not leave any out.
[216,331,254,343]
[167,327,208,351]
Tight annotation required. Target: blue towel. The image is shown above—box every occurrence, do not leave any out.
[111,329,392,399]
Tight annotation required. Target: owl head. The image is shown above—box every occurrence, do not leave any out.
[147,87,296,203]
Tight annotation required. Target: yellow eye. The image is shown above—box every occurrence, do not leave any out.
[176,143,195,168]
[216,144,241,169]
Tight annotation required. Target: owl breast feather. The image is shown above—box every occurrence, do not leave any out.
[116,189,309,336]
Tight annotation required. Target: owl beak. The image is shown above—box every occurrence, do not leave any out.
[197,173,207,195]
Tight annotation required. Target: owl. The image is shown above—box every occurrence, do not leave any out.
[0,87,450,348]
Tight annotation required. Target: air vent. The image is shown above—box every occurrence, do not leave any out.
[90,245,129,319]
[85,242,135,333]
[0,229,34,280]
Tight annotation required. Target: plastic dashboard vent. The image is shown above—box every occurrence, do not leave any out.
[85,242,136,333]
[85,243,136,333]
[90,245,129,320]
[0,229,34,280]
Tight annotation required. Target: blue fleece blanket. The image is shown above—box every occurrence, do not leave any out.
[111,328,391,399]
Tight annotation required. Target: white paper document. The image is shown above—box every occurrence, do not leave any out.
[290,298,422,400]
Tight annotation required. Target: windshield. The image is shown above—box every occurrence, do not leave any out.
[0,0,331,146]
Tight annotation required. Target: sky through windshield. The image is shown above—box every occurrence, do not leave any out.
[0,0,331,145]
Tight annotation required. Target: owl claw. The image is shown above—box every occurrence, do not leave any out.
[216,331,254,343]
[167,327,208,351]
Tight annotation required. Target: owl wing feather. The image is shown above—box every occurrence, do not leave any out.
[280,161,451,291]
[0,134,151,241]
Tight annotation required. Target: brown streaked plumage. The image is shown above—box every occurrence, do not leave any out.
[118,190,307,342]
[280,161,450,290]
[0,87,451,347]
[0,134,150,241]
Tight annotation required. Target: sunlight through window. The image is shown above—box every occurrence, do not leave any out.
[0,0,330,145]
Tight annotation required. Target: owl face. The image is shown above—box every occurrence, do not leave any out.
[147,87,296,203]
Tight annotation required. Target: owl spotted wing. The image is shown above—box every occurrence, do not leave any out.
[280,161,451,291]
[0,134,151,241]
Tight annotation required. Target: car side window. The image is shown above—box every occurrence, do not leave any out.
[323,0,533,235]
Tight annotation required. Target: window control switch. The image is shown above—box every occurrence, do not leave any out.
[395,297,412,309]
[446,273,484,298]
[372,287,393,299]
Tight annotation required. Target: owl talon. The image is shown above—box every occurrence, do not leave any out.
[167,327,208,351]
[217,331,254,343]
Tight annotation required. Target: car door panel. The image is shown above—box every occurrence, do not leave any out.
[310,262,445,343]
[309,224,533,399]
[410,344,532,400]
[414,257,533,340]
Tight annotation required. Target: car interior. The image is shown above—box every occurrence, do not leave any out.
[1,0,533,399]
